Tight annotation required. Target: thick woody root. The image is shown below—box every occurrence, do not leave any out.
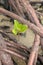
[33,52,38,65]
[21,0,43,29]
[27,34,40,65]
[0,61,2,65]
[0,1,43,65]
[0,8,43,37]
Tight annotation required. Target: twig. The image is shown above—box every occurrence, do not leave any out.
[29,0,43,4]
[8,0,22,16]
[14,0,25,18]
[7,46,28,57]
[5,40,29,52]
[0,48,26,61]
[0,34,14,65]
[36,11,43,16]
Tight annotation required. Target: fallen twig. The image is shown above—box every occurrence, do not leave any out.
[8,0,22,16]
[14,0,25,18]
[0,34,14,65]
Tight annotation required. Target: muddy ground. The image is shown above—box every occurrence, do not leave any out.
[0,0,43,65]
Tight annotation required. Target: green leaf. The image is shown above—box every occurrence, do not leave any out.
[12,20,28,35]
[12,28,18,35]
[20,25,28,33]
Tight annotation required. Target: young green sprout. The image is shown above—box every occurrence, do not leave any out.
[12,20,28,35]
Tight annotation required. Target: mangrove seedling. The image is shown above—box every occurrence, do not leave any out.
[12,20,28,35]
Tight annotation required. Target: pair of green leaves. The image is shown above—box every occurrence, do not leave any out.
[12,20,28,35]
